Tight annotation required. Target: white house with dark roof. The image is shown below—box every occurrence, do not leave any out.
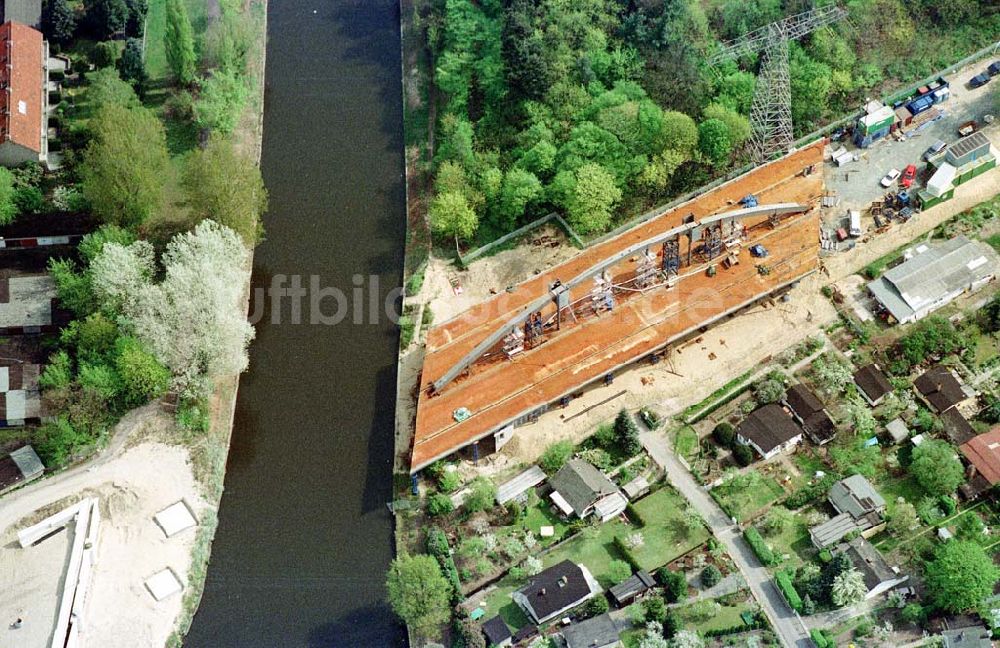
[548,459,627,522]
[512,560,601,624]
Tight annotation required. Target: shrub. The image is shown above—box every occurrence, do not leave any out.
[642,595,666,623]
[776,571,803,611]
[464,477,497,513]
[14,186,44,214]
[176,398,210,433]
[406,270,424,295]
[593,423,616,449]
[785,474,838,509]
[732,443,754,466]
[608,559,632,585]
[399,314,415,347]
[35,416,91,467]
[810,629,832,648]
[701,564,721,588]
[540,440,574,473]
[438,470,461,493]
[712,422,735,447]
[581,594,609,618]
[427,493,454,516]
[743,527,776,566]
[657,568,688,603]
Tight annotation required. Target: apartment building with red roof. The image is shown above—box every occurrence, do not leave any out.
[0,20,47,168]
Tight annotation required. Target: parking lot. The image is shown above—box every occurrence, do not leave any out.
[823,59,999,219]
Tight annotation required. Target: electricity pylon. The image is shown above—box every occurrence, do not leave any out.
[709,5,848,164]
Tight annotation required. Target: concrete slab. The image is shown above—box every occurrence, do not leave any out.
[144,569,182,602]
[153,501,197,538]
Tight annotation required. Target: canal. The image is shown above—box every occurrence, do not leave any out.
[184,1,407,646]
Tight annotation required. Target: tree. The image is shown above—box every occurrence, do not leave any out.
[697,119,731,166]
[761,506,793,536]
[195,70,250,135]
[453,616,486,648]
[662,609,680,638]
[609,559,632,585]
[925,541,1000,613]
[582,592,609,618]
[540,440,574,473]
[754,378,785,404]
[643,595,666,623]
[426,493,454,516]
[117,38,146,93]
[712,422,735,447]
[49,258,96,317]
[564,163,621,235]
[887,500,919,538]
[120,220,253,397]
[93,41,119,68]
[40,350,74,390]
[658,568,688,603]
[732,443,753,467]
[956,512,987,543]
[87,67,141,111]
[113,335,170,406]
[819,552,852,603]
[183,138,268,246]
[496,168,542,230]
[385,554,452,635]
[900,603,926,626]
[614,409,642,455]
[670,630,704,648]
[87,0,128,40]
[464,476,496,513]
[0,167,18,225]
[124,0,147,36]
[88,240,155,312]
[700,564,721,588]
[430,191,478,243]
[831,568,867,607]
[43,0,78,43]
[702,103,750,147]
[637,621,669,648]
[164,0,197,85]
[982,294,1000,333]
[910,439,964,496]
[82,103,168,227]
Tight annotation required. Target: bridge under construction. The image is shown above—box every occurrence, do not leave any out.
[410,141,826,473]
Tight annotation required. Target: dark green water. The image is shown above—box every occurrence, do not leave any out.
[184,1,406,646]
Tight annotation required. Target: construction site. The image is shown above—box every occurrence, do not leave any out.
[410,141,827,473]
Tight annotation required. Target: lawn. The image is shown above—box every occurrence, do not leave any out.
[520,497,571,547]
[760,515,814,569]
[541,487,709,587]
[673,426,699,462]
[478,579,530,632]
[711,470,785,522]
[677,593,755,634]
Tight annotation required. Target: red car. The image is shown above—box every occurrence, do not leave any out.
[901,164,917,188]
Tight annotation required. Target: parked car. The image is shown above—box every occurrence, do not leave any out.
[880,168,901,187]
[749,244,768,258]
[901,164,917,188]
[988,61,1000,77]
[923,140,947,161]
[970,72,991,88]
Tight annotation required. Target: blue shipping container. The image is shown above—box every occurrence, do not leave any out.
[907,95,934,116]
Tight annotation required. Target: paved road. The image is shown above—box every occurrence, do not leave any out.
[640,428,812,648]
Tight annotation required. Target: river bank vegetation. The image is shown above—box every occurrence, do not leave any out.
[407,0,1000,246]
[20,0,267,470]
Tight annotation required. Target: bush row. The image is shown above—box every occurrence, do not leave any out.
[625,502,647,528]
[426,527,462,602]
[776,571,802,612]
[743,527,776,566]
[784,474,838,509]
[612,535,642,572]
[810,629,834,648]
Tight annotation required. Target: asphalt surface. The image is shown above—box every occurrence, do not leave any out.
[824,61,999,217]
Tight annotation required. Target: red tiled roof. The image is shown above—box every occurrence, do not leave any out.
[960,427,1000,485]
[0,21,43,153]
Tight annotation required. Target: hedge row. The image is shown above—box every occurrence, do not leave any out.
[743,528,777,566]
[625,502,647,528]
[776,571,802,612]
[704,617,766,637]
[426,527,462,602]
[612,535,642,572]
[810,629,834,648]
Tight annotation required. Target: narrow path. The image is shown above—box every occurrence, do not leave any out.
[640,427,811,648]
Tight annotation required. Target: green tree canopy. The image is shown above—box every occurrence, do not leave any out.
[165,0,197,85]
[430,191,478,242]
[697,119,731,166]
[385,554,452,635]
[195,70,250,135]
[564,163,621,234]
[117,38,147,94]
[87,67,141,113]
[82,103,169,227]
[182,138,268,246]
[924,540,1000,613]
[909,439,964,496]
[43,0,78,43]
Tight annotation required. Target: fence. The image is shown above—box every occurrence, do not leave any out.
[457,212,585,267]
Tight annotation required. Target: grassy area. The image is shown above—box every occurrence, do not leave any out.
[627,487,710,570]
[673,426,699,462]
[520,498,570,547]
[711,471,785,522]
[677,594,754,634]
[479,579,531,632]
[762,516,814,569]
[681,370,754,423]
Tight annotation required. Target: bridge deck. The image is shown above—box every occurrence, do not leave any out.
[411,142,826,472]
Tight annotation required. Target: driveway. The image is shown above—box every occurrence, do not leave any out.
[641,428,812,648]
